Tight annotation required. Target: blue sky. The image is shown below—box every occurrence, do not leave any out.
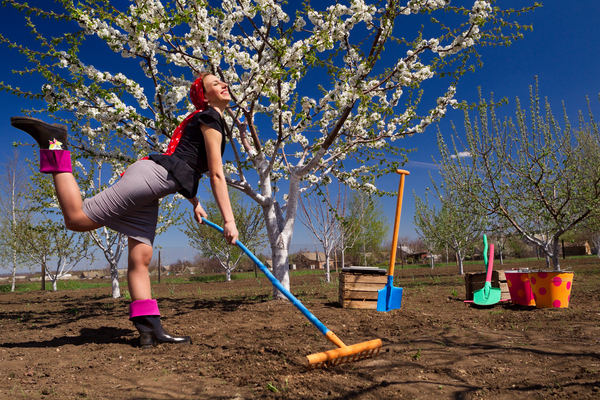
[1,1,599,267]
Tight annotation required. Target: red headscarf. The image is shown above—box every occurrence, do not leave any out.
[163,75,208,155]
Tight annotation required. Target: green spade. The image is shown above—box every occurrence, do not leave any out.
[473,235,501,306]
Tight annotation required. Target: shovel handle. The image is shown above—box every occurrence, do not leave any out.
[486,244,495,283]
[388,169,410,277]
[483,234,488,270]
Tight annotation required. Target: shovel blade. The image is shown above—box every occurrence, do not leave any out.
[377,283,403,312]
[473,282,502,305]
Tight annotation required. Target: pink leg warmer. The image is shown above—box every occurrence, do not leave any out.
[129,299,161,319]
[39,149,72,174]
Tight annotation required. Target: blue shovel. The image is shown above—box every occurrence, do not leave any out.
[377,169,409,312]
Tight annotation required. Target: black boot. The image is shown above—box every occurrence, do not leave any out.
[131,315,192,349]
[10,116,69,150]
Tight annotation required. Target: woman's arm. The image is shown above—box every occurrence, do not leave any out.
[187,196,207,224]
[201,124,239,245]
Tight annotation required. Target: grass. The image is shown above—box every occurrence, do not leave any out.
[6,254,594,295]
[0,280,113,293]
[189,273,249,283]
[188,268,326,283]
[2,268,330,293]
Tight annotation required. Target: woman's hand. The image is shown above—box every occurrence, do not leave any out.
[223,221,239,245]
[192,202,208,224]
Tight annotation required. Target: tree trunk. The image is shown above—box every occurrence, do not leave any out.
[270,246,290,299]
[334,250,338,274]
[226,268,232,282]
[10,265,16,292]
[325,253,331,282]
[260,168,297,299]
[593,234,600,258]
[110,262,120,299]
[262,197,292,299]
[551,239,561,271]
[52,279,58,292]
[457,250,464,275]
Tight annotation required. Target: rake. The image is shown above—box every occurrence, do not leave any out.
[202,218,382,370]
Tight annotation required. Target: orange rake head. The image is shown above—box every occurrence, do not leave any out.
[306,331,383,370]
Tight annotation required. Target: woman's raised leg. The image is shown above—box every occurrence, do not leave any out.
[53,172,102,231]
[10,116,101,232]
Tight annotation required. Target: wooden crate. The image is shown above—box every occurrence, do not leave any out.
[464,271,510,301]
[339,268,388,309]
[498,270,510,301]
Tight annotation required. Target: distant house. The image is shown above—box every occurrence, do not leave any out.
[79,269,126,279]
[561,241,592,257]
[423,253,442,262]
[382,245,429,264]
[296,252,332,270]
[149,265,171,276]
[79,270,102,279]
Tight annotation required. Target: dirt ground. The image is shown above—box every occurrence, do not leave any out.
[1,257,600,400]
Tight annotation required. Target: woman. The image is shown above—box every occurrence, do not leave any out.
[10,73,239,348]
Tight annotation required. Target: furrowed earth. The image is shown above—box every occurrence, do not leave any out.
[1,257,600,399]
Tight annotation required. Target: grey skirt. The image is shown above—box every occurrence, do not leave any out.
[82,160,182,246]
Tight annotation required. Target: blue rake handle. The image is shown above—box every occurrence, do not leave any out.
[201,218,331,337]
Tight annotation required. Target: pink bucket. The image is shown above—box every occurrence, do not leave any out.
[504,270,535,306]
[528,271,573,308]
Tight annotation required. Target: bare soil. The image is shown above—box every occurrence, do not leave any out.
[1,257,600,400]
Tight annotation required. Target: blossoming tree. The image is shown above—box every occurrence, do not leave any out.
[1,0,538,298]
[413,174,486,275]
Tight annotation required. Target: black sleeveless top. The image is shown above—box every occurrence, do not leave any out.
[149,108,226,198]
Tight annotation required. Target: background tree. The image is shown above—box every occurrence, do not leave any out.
[89,227,127,298]
[337,187,361,270]
[436,81,600,271]
[506,234,529,259]
[25,151,133,296]
[298,182,346,282]
[17,155,96,291]
[486,216,514,265]
[413,176,486,275]
[1,0,538,298]
[181,187,267,281]
[422,234,439,269]
[0,150,33,292]
[19,219,94,291]
[566,212,600,258]
[85,161,128,298]
[346,191,388,266]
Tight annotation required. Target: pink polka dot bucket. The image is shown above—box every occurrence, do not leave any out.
[528,271,574,308]
[505,270,535,306]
